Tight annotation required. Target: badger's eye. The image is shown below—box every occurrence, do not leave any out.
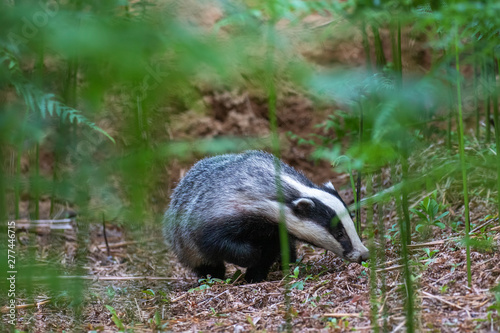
[335,230,344,239]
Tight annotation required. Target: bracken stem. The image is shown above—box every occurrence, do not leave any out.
[455,29,472,288]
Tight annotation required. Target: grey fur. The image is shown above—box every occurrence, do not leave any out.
[164,151,368,281]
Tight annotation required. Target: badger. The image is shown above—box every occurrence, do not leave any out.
[163,151,369,282]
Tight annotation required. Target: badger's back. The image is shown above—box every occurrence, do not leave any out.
[163,150,368,282]
[164,151,309,265]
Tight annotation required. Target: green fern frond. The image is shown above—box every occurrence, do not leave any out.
[1,49,115,144]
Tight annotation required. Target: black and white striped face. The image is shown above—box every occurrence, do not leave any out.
[283,177,369,263]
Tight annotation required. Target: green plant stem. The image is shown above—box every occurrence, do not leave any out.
[400,192,414,332]
[392,163,414,333]
[349,166,357,227]
[372,25,386,69]
[266,28,288,276]
[366,176,379,333]
[50,149,58,216]
[34,34,44,220]
[491,54,500,217]
[447,83,454,151]
[455,32,472,287]
[494,55,500,219]
[0,141,6,223]
[390,23,397,69]
[15,146,21,220]
[356,102,364,235]
[473,60,480,139]
[15,108,30,219]
[485,59,491,144]
[266,21,291,332]
[397,20,410,247]
[391,20,402,85]
[35,143,40,220]
[401,154,411,246]
[377,172,388,332]
[361,21,372,71]
[397,21,402,84]
[50,118,63,216]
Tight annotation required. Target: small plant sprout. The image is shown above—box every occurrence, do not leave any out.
[420,248,439,261]
[450,262,460,273]
[386,222,401,244]
[147,310,165,329]
[105,305,125,331]
[290,266,300,279]
[440,284,449,294]
[412,191,449,238]
[142,289,155,298]
[188,275,228,293]
[289,266,312,290]
[106,286,116,301]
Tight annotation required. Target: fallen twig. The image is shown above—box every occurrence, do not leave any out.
[14,218,74,224]
[421,290,463,310]
[470,217,499,234]
[135,298,144,322]
[56,275,193,281]
[171,293,189,303]
[322,313,362,318]
[197,290,229,307]
[218,300,257,314]
[97,238,162,249]
[392,319,406,332]
[407,238,459,249]
[376,259,432,273]
[1,299,51,313]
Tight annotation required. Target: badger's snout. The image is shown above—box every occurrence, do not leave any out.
[346,245,370,263]
[359,248,370,263]
[359,249,370,261]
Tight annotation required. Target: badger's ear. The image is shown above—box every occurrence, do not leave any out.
[292,198,315,213]
[323,181,335,191]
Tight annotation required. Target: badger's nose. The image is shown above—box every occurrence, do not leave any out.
[358,249,370,263]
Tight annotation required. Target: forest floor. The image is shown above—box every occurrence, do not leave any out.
[5,87,500,332]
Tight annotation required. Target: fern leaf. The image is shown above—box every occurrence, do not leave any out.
[2,48,115,144]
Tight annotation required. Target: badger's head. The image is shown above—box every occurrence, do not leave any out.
[284,177,369,263]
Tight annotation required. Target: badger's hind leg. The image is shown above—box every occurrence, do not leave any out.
[194,263,226,280]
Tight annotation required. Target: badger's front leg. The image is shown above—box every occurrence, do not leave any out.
[287,236,298,264]
[245,243,281,283]
[245,236,298,283]
[198,223,266,279]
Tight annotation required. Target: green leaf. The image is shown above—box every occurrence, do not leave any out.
[422,197,430,210]
[290,281,305,290]
[413,210,429,221]
[435,211,450,220]
[434,222,446,229]
[293,266,300,278]
[105,305,117,315]
[142,289,155,296]
[154,310,161,326]
[105,305,125,331]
